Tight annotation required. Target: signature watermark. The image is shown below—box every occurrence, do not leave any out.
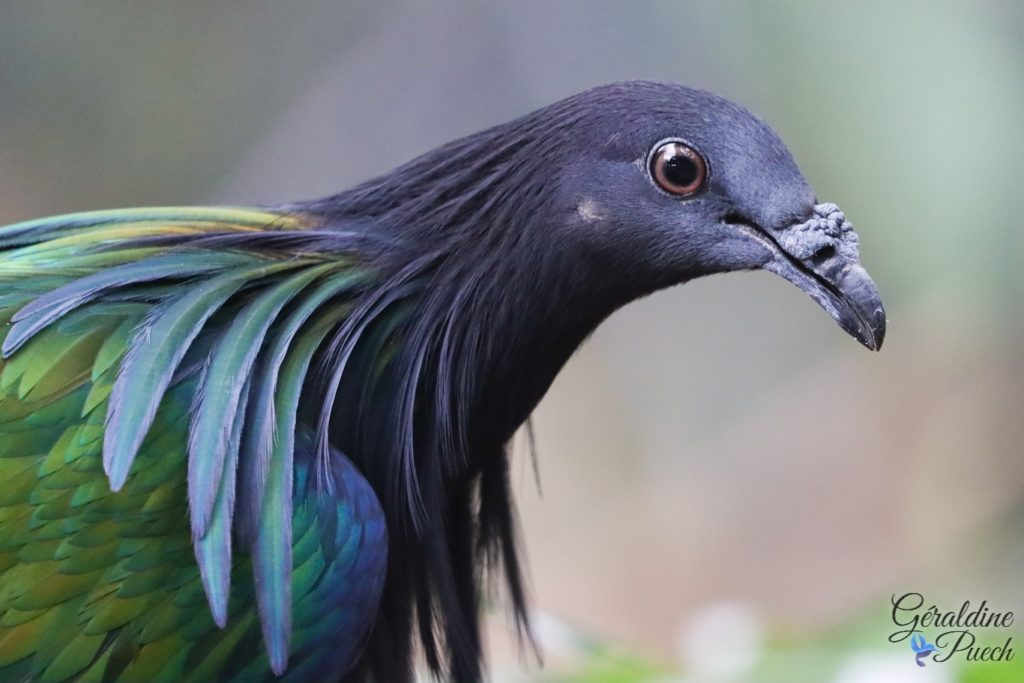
[889,593,1015,667]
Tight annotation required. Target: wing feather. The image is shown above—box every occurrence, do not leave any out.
[236,269,370,544]
[193,375,250,628]
[4,252,260,356]
[0,206,307,248]
[252,309,348,675]
[103,260,310,491]
[187,262,339,537]
[0,205,389,678]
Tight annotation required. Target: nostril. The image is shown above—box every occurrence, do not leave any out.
[810,243,836,266]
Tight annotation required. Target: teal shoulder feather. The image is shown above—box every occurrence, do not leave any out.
[0,207,388,681]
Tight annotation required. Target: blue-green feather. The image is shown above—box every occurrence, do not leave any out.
[252,309,348,676]
[187,262,338,538]
[102,260,305,491]
[194,375,250,628]
[3,252,260,357]
[0,205,390,679]
[236,270,370,543]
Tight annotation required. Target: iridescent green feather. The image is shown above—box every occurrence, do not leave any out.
[0,207,388,682]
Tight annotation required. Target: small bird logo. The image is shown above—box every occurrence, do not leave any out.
[910,633,940,667]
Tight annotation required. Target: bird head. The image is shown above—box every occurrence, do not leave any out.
[538,81,886,350]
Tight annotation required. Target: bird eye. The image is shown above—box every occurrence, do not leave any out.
[649,141,707,197]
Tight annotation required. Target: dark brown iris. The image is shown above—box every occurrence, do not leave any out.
[650,141,707,196]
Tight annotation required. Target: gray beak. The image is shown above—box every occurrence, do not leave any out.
[737,203,886,350]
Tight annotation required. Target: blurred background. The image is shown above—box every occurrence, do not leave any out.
[1,2,1021,681]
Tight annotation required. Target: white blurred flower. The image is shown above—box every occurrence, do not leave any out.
[832,653,954,683]
[676,602,763,680]
[532,609,591,659]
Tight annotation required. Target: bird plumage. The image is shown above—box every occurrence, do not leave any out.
[0,208,392,681]
[0,81,885,682]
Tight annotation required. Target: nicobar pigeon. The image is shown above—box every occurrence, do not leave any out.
[0,81,885,682]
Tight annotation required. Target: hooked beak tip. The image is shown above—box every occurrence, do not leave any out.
[869,309,886,351]
[832,264,886,352]
[849,306,885,351]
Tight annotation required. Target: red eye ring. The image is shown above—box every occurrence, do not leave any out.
[649,141,707,196]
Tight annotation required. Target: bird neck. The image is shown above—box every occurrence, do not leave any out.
[465,242,627,449]
[300,125,653,678]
